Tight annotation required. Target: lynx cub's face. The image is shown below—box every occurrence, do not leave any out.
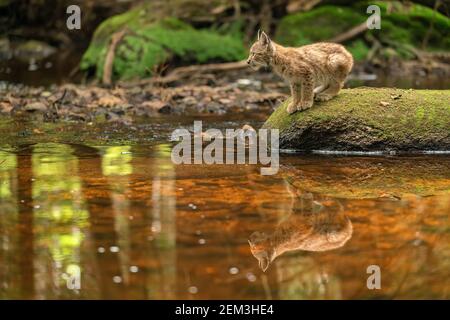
[247,31,273,70]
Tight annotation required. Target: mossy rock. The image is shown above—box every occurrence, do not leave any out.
[281,156,450,199]
[80,5,246,80]
[275,2,450,61]
[263,87,450,151]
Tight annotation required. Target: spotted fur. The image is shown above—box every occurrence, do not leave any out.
[247,31,353,114]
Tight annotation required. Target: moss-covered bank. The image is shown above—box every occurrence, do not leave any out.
[275,1,450,61]
[263,87,450,151]
[80,5,246,80]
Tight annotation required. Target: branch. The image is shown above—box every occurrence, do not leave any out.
[328,22,367,43]
[102,29,127,86]
[148,60,248,85]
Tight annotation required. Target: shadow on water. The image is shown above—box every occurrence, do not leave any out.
[0,139,449,299]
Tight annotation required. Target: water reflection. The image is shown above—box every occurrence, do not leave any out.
[249,190,352,272]
[0,149,18,298]
[32,143,89,298]
[0,143,449,299]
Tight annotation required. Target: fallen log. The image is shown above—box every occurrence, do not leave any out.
[263,87,450,151]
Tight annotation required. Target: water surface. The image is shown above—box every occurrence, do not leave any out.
[0,117,449,299]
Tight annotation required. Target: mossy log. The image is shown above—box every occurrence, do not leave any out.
[263,87,450,151]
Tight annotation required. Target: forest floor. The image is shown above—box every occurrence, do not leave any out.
[0,65,290,125]
[2,56,450,126]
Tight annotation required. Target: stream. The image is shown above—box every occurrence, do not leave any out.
[0,113,449,299]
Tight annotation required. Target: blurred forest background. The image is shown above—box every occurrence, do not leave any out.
[0,0,449,85]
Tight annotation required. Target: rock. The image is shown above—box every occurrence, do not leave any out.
[0,102,12,113]
[24,101,48,112]
[263,88,450,151]
[242,124,256,132]
[236,78,262,91]
[14,40,56,62]
[141,100,172,114]
[40,91,52,98]
[66,113,86,122]
[182,96,197,105]
[0,37,12,60]
[281,156,450,199]
[97,95,125,107]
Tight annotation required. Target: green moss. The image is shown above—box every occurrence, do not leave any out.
[416,106,425,121]
[358,1,450,51]
[273,5,379,61]
[275,6,366,46]
[0,0,10,7]
[80,8,246,80]
[80,5,147,73]
[275,2,450,62]
[347,39,370,61]
[264,88,450,150]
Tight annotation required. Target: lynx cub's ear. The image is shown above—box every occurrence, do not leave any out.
[259,31,271,46]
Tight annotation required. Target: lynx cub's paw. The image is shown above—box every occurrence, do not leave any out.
[315,93,334,102]
[298,100,313,111]
[286,102,298,114]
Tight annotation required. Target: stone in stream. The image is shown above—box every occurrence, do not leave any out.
[263,87,450,151]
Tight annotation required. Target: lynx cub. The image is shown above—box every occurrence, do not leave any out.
[247,31,353,114]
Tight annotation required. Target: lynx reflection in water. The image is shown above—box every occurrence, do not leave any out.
[249,186,352,271]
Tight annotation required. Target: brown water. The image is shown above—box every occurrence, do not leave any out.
[0,118,449,299]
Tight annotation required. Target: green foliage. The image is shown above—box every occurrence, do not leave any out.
[80,8,246,80]
[275,6,366,46]
[347,39,370,61]
[213,18,245,40]
[275,2,450,62]
[369,1,450,51]
[275,6,370,61]
[0,0,11,7]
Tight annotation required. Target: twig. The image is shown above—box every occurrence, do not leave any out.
[124,60,248,86]
[102,29,127,86]
[328,22,368,43]
[233,0,241,19]
[259,0,272,34]
[422,0,441,49]
[365,33,381,62]
[287,0,322,13]
[52,89,67,113]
